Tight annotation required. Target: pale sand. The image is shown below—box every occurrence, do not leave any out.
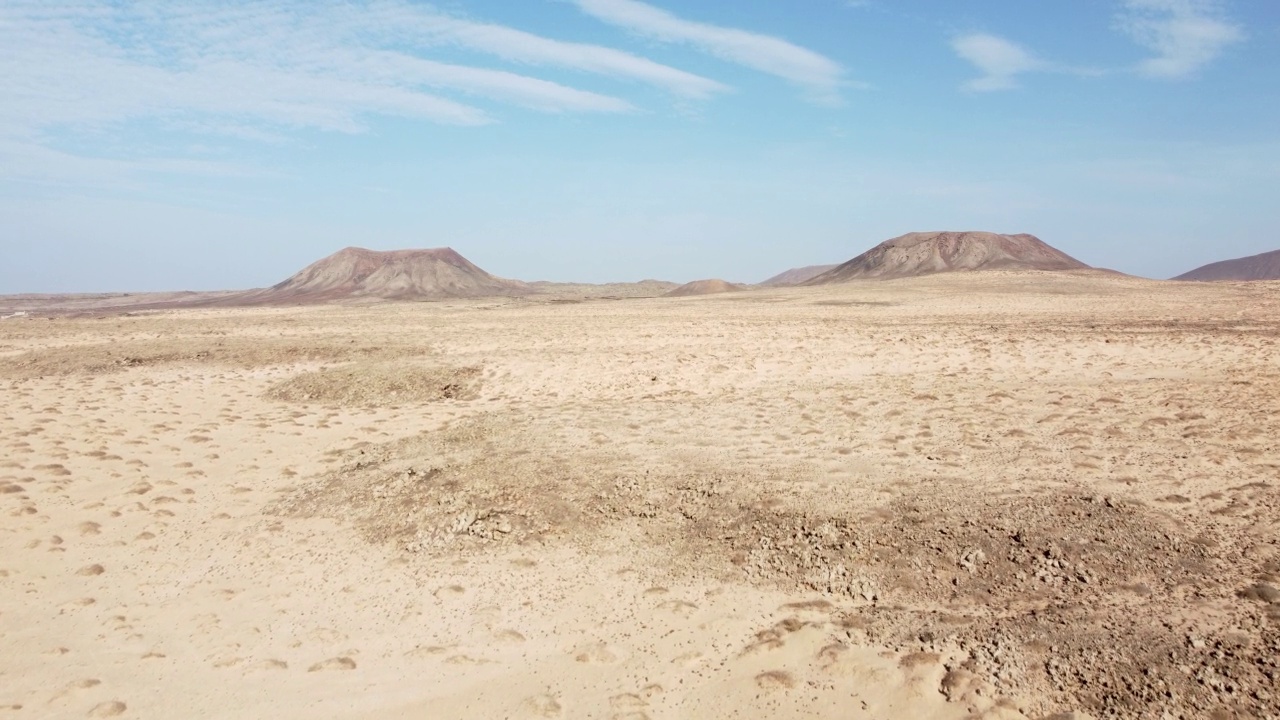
[2,271,1278,719]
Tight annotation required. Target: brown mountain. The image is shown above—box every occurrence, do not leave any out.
[241,247,529,304]
[760,264,839,286]
[664,279,746,297]
[1174,249,1280,282]
[805,231,1089,284]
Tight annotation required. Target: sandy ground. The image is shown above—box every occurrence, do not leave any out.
[2,271,1279,720]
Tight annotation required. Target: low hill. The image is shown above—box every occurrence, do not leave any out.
[664,279,746,297]
[1174,249,1280,282]
[806,231,1088,284]
[243,247,529,303]
[760,264,839,286]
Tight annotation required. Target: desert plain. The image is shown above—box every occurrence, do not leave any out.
[2,271,1279,720]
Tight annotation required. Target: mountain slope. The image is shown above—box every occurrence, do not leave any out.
[1174,249,1280,281]
[246,247,529,303]
[760,264,839,286]
[806,231,1088,284]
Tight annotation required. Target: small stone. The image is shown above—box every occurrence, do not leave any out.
[308,656,356,672]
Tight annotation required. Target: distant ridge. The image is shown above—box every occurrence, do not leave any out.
[664,279,746,297]
[760,264,839,286]
[1174,248,1280,282]
[806,231,1088,283]
[240,247,529,304]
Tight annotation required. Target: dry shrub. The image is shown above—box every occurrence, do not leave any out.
[0,337,428,379]
[264,361,480,406]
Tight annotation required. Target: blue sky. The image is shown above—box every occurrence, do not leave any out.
[3,0,1278,292]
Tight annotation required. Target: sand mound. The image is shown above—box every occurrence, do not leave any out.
[243,246,529,304]
[664,279,746,297]
[1175,248,1280,281]
[806,231,1089,283]
[265,362,480,406]
[760,264,838,286]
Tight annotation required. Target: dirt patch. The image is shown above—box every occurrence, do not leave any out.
[269,417,604,554]
[597,474,1280,718]
[264,362,480,406]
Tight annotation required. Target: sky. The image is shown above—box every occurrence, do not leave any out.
[3,0,1279,292]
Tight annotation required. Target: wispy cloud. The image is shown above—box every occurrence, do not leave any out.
[954,1,1240,92]
[0,0,736,150]
[385,10,729,100]
[1116,0,1243,79]
[951,34,1046,92]
[570,0,847,104]
[952,32,1108,92]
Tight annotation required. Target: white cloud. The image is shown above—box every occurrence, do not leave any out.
[571,0,847,103]
[952,34,1044,92]
[0,0,734,149]
[1116,0,1243,78]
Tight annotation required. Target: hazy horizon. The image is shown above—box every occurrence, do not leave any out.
[4,0,1279,293]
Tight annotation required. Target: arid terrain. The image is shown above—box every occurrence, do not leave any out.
[2,271,1279,720]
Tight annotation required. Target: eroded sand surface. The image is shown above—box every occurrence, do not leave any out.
[2,272,1279,719]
